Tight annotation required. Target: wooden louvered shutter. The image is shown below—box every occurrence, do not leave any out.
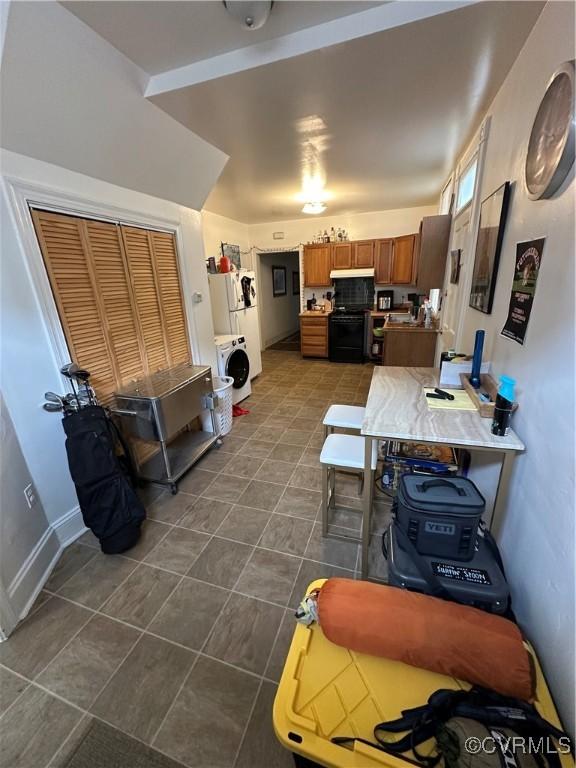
[120,226,169,374]
[149,231,191,366]
[31,210,118,402]
[84,220,146,386]
[32,210,192,407]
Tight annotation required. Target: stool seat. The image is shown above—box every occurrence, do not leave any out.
[320,433,377,471]
[323,404,365,430]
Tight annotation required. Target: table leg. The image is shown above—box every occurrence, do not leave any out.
[490,450,516,536]
[361,436,373,579]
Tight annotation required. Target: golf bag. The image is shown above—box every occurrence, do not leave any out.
[63,405,146,554]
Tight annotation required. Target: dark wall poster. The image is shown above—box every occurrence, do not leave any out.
[501,238,545,345]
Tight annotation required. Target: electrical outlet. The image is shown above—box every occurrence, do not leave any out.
[24,483,36,509]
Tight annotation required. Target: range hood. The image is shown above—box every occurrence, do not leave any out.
[330,268,375,279]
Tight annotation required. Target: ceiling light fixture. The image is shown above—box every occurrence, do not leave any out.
[302,202,327,215]
[223,1,274,31]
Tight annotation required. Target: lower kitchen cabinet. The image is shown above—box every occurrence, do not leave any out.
[382,331,437,367]
[300,314,329,358]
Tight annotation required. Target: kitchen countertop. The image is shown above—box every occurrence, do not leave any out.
[299,310,331,317]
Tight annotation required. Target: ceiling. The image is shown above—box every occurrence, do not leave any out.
[62,1,382,74]
[61,1,543,223]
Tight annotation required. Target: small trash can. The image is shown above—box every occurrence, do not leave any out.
[213,376,234,436]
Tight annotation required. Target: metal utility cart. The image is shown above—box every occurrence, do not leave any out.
[113,364,219,494]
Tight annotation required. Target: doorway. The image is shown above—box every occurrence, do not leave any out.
[256,251,301,349]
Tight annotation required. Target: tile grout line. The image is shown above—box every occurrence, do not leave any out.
[232,677,265,768]
[148,539,259,752]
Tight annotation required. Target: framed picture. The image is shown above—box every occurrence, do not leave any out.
[450,249,461,284]
[221,242,241,270]
[469,181,511,313]
[292,270,300,295]
[272,266,286,297]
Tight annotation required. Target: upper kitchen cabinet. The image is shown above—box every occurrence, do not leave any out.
[415,214,452,292]
[390,234,417,284]
[352,240,375,268]
[303,243,332,286]
[331,242,353,269]
[375,239,393,283]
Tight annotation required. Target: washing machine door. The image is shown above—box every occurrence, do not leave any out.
[226,348,250,389]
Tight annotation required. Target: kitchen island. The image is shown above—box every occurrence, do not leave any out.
[370,311,440,366]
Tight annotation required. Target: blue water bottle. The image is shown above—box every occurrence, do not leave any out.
[469,330,485,389]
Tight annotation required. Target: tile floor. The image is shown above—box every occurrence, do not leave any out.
[0,350,392,768]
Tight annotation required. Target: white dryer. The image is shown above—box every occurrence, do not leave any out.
[214,334,251,404]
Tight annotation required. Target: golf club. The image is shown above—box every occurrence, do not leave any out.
[60,363,81,408]
[43,402,63,412]
[44,391,65,407]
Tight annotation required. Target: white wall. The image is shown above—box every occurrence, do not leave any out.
[258,252,300,347]
[201,210,252,269]
[450,2,575,732]
[0,392,58,627]
[0,1,227,211]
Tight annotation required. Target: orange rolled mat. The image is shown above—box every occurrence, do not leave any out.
[317,578,535,700]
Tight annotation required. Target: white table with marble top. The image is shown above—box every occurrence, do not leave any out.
[358,366,525,579]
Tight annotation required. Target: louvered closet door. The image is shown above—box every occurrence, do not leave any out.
[120,226,169,374]
[84,219,146,385]
[31,210,118,401]
[149,231,191,366]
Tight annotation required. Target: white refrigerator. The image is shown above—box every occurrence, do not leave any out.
[208,270,263,378]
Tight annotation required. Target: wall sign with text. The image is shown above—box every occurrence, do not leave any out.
[501,238,545,345]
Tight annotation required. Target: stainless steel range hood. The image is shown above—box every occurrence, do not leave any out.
[330,268,375,279]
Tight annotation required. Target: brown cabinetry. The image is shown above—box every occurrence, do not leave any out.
[300,314,329,358]
[382,331,437,367]
[352,240,374,268]
[375,239,393,283]
[331,242,352,270]
[390,234,417,284]
[303,244,332,287]
[415,215,451,292]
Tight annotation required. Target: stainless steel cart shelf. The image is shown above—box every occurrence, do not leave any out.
[113,364,219,494]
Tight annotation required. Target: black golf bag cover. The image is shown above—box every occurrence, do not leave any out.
[63,405,146,554]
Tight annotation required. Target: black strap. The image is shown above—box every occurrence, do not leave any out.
[394,524,457,602]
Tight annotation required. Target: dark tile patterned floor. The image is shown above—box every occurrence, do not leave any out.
[0,350,392,768]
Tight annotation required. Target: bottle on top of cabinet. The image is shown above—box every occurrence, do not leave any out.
[330,227,336,242]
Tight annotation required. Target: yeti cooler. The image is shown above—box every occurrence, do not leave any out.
[396,475,485,561]
[385,521,509,614]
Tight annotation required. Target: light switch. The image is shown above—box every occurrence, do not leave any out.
[193,292,203,303]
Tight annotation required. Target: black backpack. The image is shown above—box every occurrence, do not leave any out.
[63,405,146,554]
[332,687,572,768]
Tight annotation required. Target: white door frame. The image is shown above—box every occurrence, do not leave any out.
[1,174,203,375]
[453,117,490,349]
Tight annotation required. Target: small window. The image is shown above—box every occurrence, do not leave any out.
[455,157,477,212]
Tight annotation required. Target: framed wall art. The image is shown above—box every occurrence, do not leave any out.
[272,266,287,297]
[469,181,511,314]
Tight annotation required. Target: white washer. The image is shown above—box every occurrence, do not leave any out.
[215,334,252,404]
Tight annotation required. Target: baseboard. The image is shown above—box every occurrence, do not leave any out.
[5,505,86,626]
[7,525,60,621]
[53,505,87,547]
